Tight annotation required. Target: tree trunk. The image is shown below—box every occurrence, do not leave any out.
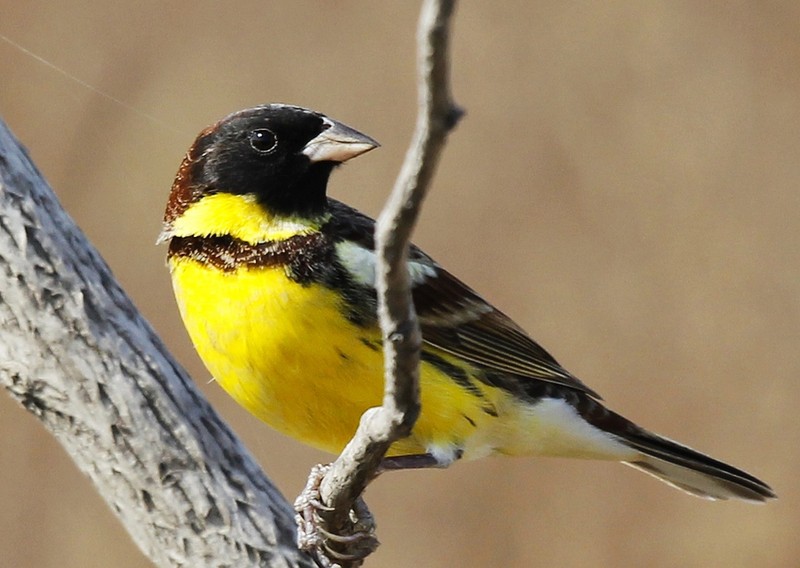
[0,120,314,567]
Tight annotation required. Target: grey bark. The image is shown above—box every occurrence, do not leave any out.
[0,122,314,567]
[0,1,461,566]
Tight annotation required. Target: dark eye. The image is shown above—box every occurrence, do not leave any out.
[249,128,278,154]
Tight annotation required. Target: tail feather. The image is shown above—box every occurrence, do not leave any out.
[551,390,774,502]
[621,430,776,502]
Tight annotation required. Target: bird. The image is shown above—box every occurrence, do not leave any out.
[161,103,775,503]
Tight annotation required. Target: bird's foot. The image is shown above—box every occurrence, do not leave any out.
[377,451,457,473]
[294,464,379,567]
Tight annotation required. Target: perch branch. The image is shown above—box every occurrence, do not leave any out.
[305,0,463,564]
[0,121,314,567]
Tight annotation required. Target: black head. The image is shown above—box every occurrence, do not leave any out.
[164,104,378,224]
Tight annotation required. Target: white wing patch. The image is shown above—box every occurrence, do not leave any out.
[336,241,437,287]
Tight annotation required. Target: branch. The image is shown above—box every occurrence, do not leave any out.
[0,122,314,567]
[310,0,463,562]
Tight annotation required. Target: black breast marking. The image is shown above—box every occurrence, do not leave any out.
[168,232,332,282]
[169,232,378,327]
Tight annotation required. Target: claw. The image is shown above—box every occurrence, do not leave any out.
[317,524,374,544]
[294,463,379,565]
[323,542,366,562]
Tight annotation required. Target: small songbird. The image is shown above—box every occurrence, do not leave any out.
[161,104,774,502]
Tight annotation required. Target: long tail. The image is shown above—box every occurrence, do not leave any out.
[578,399,776,502]
[621,428,775,502]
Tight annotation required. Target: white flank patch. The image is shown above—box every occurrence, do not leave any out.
[335,241,437,287]
[427,444,463,466]
[514,398,637,460]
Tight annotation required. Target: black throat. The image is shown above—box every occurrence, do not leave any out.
[258,162,335,218]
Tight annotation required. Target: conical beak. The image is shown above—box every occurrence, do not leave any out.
[302,117,380,163]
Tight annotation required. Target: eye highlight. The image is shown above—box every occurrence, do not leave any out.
[249,128,278,154]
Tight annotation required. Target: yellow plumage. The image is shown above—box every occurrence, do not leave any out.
[163,104,775,502]
[170,192,320,242]
[172,246,635,462]
[169,193,501,459]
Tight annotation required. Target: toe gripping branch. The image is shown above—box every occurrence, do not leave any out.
[294,464,379,567]
[294,453,456,566]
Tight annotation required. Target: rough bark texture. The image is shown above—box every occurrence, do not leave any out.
[0,121,314,567]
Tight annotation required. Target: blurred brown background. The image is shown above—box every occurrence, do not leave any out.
[1,2,797,567]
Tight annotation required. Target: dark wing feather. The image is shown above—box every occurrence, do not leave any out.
[412,265,601,399]
[324,199,600,399]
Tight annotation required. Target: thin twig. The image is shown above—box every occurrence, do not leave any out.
[312,0,463,563]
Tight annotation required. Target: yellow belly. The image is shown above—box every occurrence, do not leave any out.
[169,258,502,458]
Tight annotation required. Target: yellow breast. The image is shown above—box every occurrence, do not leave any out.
[169,257,500,457]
